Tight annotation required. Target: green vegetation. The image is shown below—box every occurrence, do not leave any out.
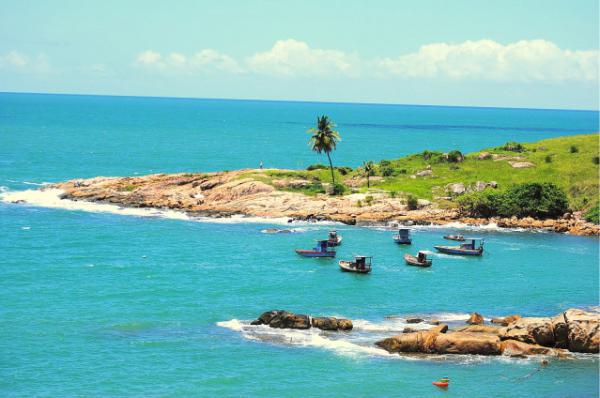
[406,194,418,210]
[307,115,341,185]
[584,202,599,224]
[239,134,599,217]
[457,183,569,219]
[363,160,375,188]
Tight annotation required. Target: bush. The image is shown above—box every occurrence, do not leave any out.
[570,145,579,153]
[584,203,599,224]
[332,183,347,195]
[356,200,363,208]
[389,190,397,198]
[447,150,464,163]
[422,150,442,161]
[593,156,599,165]
[544,155,552,163]
[364,195,374,206]
[336,166,353,175]
[379,160,391,167]
[457,182,568,219]
[398,169,407,174]
[500,141,525,152]
[306,164,328,171]
[406,194,418,210]
[380,166,394,177]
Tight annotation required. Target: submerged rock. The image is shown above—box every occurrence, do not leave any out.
[405,317,424,324]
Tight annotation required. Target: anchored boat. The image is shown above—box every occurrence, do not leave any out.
[327,229,343,246]
[443,234,465,241]
[338,255,372,274]
[404,251,432,267]
[434,238,484,256]
[393,228,412,245]
[295,240,336,258]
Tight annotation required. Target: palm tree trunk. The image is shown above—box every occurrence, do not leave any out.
[367,174,370,188]
[326,151,335,184]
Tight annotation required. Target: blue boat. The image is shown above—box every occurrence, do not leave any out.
[434,238,484,256]
[393,228,412,245]
[295,240,336,258]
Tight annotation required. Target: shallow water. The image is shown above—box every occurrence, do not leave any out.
[1,93,598,397]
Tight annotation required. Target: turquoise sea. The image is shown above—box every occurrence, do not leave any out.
[1,93,599,397]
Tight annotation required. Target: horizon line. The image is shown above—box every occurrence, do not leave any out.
[1,90,598,113]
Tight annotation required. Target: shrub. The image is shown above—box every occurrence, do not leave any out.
[364,195,374,206]
[379,160,391,167]
[447,150,464,163]
[336,166,353,175]
[457,183,568,219]
[381,166,394,177]
[500,141,525,152]
[593,156,599,165]
[406,194,418,210]
[544,155,552,163]
[306,163,328,171]
[389,190,397,198]
[332,183,347,195]
[584,203,599,224]
[398,169,407,174]
[356,200,363,208]
[570,145,579,153]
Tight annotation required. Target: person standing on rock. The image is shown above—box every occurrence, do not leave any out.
[259,161,263,169]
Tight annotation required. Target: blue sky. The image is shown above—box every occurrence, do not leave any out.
[0,0,598,109]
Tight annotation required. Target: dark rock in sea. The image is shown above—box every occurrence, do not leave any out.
[311,317,353,331]
[466,312,484,325]
[251,310,310,330]
[402,327,417,333]
[430,324,448,334]
[405,317,424,324]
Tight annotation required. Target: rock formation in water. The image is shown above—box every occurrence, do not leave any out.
[251,310,353,331]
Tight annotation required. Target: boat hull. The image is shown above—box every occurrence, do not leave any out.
[327,237,343,247]
[393,237,412,245]
[295,250,335,258]
[404,254,432,267]
[434,245,483,256]
[338,260,371,274]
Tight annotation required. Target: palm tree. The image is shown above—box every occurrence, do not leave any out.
[307,115,341,184]
[363,160,374,188]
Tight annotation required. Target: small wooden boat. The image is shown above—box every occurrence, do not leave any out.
[338,256,372,274]
[443,234,464,241]
[393,228,412,245]
[295,240,336,258]
[404,251,432,267]
[326,229,343,246]
[434,238,484,256]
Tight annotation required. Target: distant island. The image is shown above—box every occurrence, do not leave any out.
[21,134,599,235]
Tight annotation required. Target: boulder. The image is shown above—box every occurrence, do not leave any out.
[405,317,424,324]
[563,309,600,353]
[445,183,466,195]
[500,339,557,358]
[376,331,502,355]
[430,324,448,334]
[478,152,491,160]
[466,312,484,325]
[551,313,569,349]
[491,315,521,326]
[415,169,433,177]
[457,325,502,334]
[251,310,310,329]
[509,161,535,168]
[500,317,554,347]
[403,327,418,333]
[311,316,353,331]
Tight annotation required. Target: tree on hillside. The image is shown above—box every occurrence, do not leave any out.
[307,115,341,185]
[363,160,375,188]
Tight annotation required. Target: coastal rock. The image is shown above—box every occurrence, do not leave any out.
[500,340,559,357]
[376,331,502,355]
[500,317,555,346]
[251,310,310,329]
[509,161,535,168]
[456,325,502,334]
[466,312,484,325]
[311,317,353,331]
[491,315,521,326]
[551,313,569,349]
[563,309,600,353]
[403,327,418,333]
[405,317,424,324]
[430,324,448,334]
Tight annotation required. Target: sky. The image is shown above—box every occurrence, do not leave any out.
[0,0,598,109]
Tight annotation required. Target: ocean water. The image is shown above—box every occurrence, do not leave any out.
[1,93,599,397]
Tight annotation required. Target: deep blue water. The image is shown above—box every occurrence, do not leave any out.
[1,93,598,397]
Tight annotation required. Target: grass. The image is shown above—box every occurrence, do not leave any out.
[236,134,599,211]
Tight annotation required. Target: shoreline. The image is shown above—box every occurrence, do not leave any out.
[2,170,598,235]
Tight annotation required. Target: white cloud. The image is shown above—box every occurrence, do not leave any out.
[0,51,52,73]
[134,49,243,74]
[136,50,162,66]
[375,39,598,82]
[190,49,243,74]
[246,39,359,77]
[5,51,28,67]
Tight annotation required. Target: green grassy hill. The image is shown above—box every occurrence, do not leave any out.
[241,133,599,213]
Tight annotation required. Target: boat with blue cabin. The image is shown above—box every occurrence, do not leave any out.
[295,240,336,258]
[393,228,412,245]
[434,238,484,256]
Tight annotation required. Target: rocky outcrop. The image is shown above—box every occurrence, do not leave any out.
[499,340,563,358]
[405,317,424,324]
[251,310,310,329]
[563,309,600,353]
[311,317,353,331]
[491,315,521,326]
[466,312,484,325]
[500,317,555,346]
[457,325,502,334]
[430,324,449,334]
[376,331,502,356]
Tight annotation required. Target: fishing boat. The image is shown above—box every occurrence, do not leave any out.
[393,228,412,245]
[295,240,336,258]
[404,251,432,267]
[338,255,372,274]
[443,234,465,241]
[326,229,343,246]
[434,238,484,256]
